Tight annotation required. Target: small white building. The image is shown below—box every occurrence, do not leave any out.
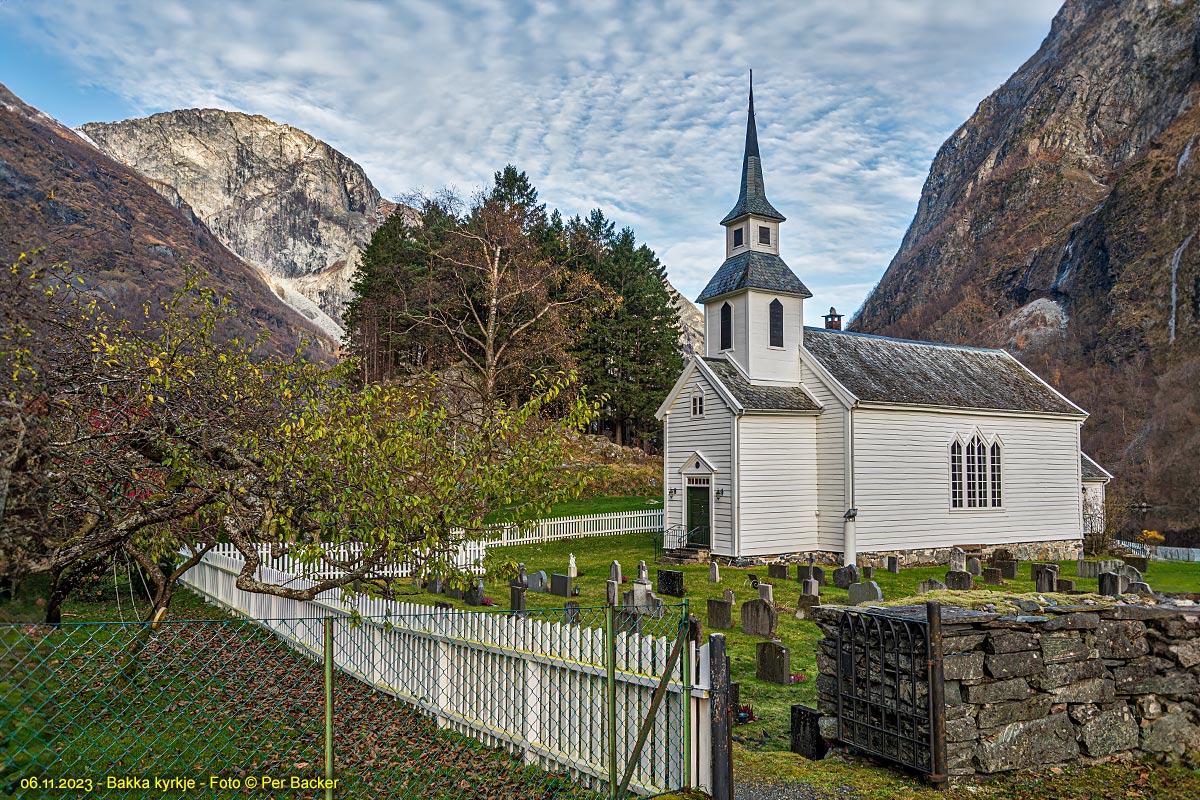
[656,82,1110,566]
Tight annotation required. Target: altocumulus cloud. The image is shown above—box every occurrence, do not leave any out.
[2,0,1060,314]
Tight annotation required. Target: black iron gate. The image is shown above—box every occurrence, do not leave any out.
[834,601,947,787]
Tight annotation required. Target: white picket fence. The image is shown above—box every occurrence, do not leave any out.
[211,508,665,582]
[1118,540,1200,563]
[180,547,712,797]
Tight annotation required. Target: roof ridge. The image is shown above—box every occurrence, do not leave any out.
[803,326,1004,354]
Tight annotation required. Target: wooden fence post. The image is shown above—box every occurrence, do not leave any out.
[708,633,732,800]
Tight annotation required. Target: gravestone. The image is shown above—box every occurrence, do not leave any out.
[797,565,825,584]
[564,601,581,624]
[1122,555,1149,573]
[741,598,778,638]
[967,557,982,576]
[606,579,620,607]
[637,560,650,582]
[1128,581,1153,595]
[657,568,685,598]
[918,578,947,594]
[435,600,452,610]
[568,553,578,579]
[510,567,528,612]
[465,579,484,606]
[989,548,1014,565]
[944,571,973,591]
[1077,559,1122,578]
[1055,578,1076,592]
[860,565,875,580]
[996,560,1019,580]
[707,597,734,630]
[1098,572,1125,597]
[832,565,860,589]
[848,581,883,605]
[801,578,820,597]
[794,595,820,620]
[768,564,790,581]
[887,556,900,574]
[1120,564,1143,584]
[610,560,622,584]
[981,567,1003,585]
[1031,562,1060,583]
[616,608,642,635]
[709,562,721,583]
[550,573,572,598]
[756,640,791,685]
[445,585,464,601]
[790,705,828,760]
[621,567,666,620]
[949,547,968,573]
[1035,568,1058,594]
[758,583,775,604]
[425,576,443,595]
[527,571,549,593]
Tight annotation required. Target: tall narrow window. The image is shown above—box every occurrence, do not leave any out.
[759,226,771,245]
[972,435,988,506]
[720,302,732,350]
[965,438,978,508]
[732,227,744,248]
[950,441,963,508]
[769,299,784,347]
[691,390,704,417]
[990,441,1003,507]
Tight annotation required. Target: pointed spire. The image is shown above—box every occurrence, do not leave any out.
[722,70,784,225]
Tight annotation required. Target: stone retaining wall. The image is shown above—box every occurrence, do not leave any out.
[812,602,1200,777]
[720,539,1081,568]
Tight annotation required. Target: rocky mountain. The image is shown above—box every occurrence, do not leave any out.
[853,0,1200,532]
[0,83,333,355]
[79,110,396,340]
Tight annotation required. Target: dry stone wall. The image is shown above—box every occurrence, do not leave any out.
[812,602,1200,777]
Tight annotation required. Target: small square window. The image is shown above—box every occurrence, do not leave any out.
[759,226,771,245]
[732,228,744,247]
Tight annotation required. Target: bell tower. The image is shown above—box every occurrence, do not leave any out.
[696,73,811,386]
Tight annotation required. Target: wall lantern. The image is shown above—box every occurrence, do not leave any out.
[715,488,725,500]
[668,487,678,499]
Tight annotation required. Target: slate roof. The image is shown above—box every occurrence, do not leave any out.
[1081,452,1112,481]
[702,357,820,412]
[721,78,785,224]
[802,327,1084,415]
[696,250,813,303]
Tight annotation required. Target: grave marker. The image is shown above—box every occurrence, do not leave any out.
[657,568,685,598]
[708,597,734,630]
[848,581,883,604]
[945,571,973,591]
[832,565,859,589]
[791,705,828,760]
[768,564,790,581]
[918,578,948,594]
[949,547,968,573]
[709,562,721,583]
[741,598,778,638]
[801,578,820,597]
[887,556,900,574]
[981,567,1003,585]
[996,560,1019,580]
[527,571,549,593]
[564,601,581,624]
[550,573,572,598]
[967,557,982,576]
[1098,571,1124,598]
[756,640,791,685]
[794,595,820,620]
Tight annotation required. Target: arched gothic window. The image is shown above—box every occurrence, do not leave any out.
[990,441,1003,506]
[950,440,964,508]
[720,302,732,350]
[769,299,784,347]
[951,435,1002,509]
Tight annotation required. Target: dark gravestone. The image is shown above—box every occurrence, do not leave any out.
[967,557,982,576]
[564,601,581,624]
[790,705,828,760]
[1122,555,1149,573]
[990,548,1014,565]
[981,567,1003,585]
[832,565,859,590]
[996,560,1019,580]
[425,576,444,595]
[812,566,826,586]
[707,597,734,630]
[918,578,947,594]
[1098,572,1124,598]
[794,595,820,620]
[860,565,875,580]
[741,598,778,638]
[657,568,685,598]
[887,556,900,574]
[756,640,791,685]
[435,600,452,610]
[1055,578,1076,592]
[1035,568,1058,594]
[798,565,826,585]
[445,585,464,601]
[509,569,528,612]
[527,571,549,593]
[768,564,790,581]
[616,608,642,635]
[550,573,572,598]
[465,579,484,607]
[848,581,883,605]
[1128,581,1153,595]
[945,571,973,591]
[688,614,703,643]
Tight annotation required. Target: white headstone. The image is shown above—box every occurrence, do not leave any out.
[568,553,578,579]
[758,583,774,604]
[709,562,721,583]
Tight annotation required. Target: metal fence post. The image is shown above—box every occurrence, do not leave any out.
[606,601,618,800]
[926,601,947,791]
[708,633,731,800]
[324,617,335,800]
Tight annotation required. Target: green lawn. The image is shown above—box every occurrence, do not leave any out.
[542,494,661,518]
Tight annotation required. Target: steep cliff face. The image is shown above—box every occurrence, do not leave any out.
[80,110,395,338]
[0,83,333,355]
[853,0,1200,530]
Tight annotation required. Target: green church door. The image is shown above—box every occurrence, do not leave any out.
[686,482,711,548]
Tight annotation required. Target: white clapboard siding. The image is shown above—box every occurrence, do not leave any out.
[801,362,848,551]
[736,414,820,556]
[664,368,734,554]
[179,551,708,796]
[851,408,1083,552]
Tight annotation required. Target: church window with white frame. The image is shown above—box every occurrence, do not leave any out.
[951,434,1002,509]
[691,389,704,418]
[720,302,733,350]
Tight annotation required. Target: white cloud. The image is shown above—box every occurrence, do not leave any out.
[2,0,1061,315]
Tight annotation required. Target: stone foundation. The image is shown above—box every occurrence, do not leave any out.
[812,602,1200,778]
[714,539,1082,569]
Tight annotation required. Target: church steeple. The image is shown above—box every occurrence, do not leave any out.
[722,71,785,225]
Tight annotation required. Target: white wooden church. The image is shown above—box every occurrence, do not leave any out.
[656,83,1110,566]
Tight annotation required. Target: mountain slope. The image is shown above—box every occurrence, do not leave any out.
[80,109,396,339]
[853,0,1200,531]
[0,83,332,354]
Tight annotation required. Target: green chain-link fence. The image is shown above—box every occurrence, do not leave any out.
[2,602,693,799]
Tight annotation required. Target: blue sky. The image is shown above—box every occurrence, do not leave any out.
[0,0,1061,316]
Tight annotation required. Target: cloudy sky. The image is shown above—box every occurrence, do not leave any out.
[0,0,1061,316]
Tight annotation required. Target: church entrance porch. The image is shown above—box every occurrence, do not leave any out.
[686,477,712,548]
